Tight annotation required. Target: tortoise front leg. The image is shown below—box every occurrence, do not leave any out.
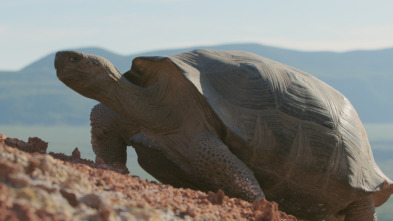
[190,132,264,202]
[90,103,128,167]
[343,196,376,221]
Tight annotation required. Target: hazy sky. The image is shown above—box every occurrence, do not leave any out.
[1,0,393,70]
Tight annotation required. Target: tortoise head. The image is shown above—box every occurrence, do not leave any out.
[55,51,122,101]
[54,50,187,128]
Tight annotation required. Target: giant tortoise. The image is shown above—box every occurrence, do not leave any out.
[55,49,393,220]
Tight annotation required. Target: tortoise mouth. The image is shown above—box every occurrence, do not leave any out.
[56,69,91,95]
[56,69,71,82]
[56,69,84,83]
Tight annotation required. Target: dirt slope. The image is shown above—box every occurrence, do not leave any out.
[0,133,296,220]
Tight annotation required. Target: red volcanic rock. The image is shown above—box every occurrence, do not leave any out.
[2,134,47,153]
[0,134,297,220]
[72,147,81,159]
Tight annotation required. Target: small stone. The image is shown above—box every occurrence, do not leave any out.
[27,137,48,153]
[60,189,79,207]
[182,204,196,218]
[80,193,102,209]
[72,148,81,159]
[207,189,225,205]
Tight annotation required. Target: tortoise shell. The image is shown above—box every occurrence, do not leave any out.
[167,49,391,216]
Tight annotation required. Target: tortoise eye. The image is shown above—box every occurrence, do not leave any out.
[70,56,81,62]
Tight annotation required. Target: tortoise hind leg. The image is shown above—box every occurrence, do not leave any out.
[90,103,128,170]
[343,196,376,221]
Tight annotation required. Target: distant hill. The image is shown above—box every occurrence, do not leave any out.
[1,43,393,125]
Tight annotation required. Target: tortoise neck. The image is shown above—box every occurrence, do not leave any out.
[98,75,169,128]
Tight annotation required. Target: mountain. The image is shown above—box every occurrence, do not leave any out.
[1,43,393,125]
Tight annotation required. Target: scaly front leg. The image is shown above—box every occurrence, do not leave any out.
[190,132,264,202]
[90,103,130,172]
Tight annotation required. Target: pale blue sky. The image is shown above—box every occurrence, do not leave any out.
[1,0,393,70]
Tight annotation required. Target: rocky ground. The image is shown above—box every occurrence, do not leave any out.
[0,133,297,221]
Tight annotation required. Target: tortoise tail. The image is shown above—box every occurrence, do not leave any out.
[373,180,393,207]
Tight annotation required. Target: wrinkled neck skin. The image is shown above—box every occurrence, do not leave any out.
[92,72,170,131]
